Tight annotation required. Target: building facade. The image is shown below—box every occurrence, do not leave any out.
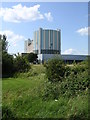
[24,39,33,53]
[24,28,87,63]
[33,28,61,55]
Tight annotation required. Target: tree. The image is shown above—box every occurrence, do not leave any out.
[45,58,66,82]
[2,35,8,52]
[0,35,2,57]
[1,34,14,77]
[13,53,30,72]
[2,52,14,77]
[1,34,31,77]
[0,35,2,77]
[26,53,38,63]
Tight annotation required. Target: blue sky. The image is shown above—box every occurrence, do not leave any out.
[0,2,88,55]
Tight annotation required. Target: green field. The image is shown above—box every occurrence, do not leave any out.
[2,65,88,119]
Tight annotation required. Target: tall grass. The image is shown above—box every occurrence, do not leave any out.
[2,64,89,119]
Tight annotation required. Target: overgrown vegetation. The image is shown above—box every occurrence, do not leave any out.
[2,60,89,119]
[24,52,38,63]
[13,53,30,73]
[44,58,66,82]
[2,52,14,77]
[1,35,14,77]
[1,35,89,119]
[1,35,30,77]
[43,58,89,100]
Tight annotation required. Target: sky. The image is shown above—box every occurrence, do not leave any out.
[0,2,88,55]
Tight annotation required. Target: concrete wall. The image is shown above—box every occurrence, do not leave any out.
[38,54,62,63]
[24,40,33,53]
[34,28,61,54]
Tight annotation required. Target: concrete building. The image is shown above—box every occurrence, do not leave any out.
[33,28,61,55]
[24,28,87,63]
[37,54,87,63]
[24,39,33,53]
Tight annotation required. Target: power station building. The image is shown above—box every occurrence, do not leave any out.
[24,39,33,53]
[33,28,61,55]
[24,28,87,63]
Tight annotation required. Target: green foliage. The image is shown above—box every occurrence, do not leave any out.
[42,81,61,100]
[45,58,66,82]
[2,52,14,77]
[2,52,31,77]
[14,65,46,78]
[65,66,71,77]
[1,35,31,77]
[43,60,89,99]
[60,70,89,97]
[0,35,2,77]
[1,35,8,52]
[2,106,16,120]
[1,34,14,77]
[2,67,88,118]
[13,53,30,73]
[25,52,38,63]
[70,61,88,75]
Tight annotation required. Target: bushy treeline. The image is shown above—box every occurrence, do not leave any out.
[43,58,89,100]
[2,53,30,78]
[1,35,32,77]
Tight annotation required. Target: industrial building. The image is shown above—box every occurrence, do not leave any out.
[24,39,33,53]
[24,28,87,63]
[33,28,61,54]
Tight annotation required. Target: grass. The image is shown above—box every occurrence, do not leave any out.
[2,65,89,119]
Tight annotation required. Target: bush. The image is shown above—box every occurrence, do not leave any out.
[65,66,71,77]
[59,62,89,97]
[43,58,66,100]
[70,60,88,75]
[2,35,15,77]
[25,53,38,63]
[2,52,14,77]
[13,54,30,73]
[45,58,66,82]
[43,60,89,100]
[1,35,31,77]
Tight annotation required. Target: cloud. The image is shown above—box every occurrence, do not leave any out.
[0,30,25,47]
[76,27,90,36]
[0,4,53,23]
[62,48,80,55]
[44,12,53,21]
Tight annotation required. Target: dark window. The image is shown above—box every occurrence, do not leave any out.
[41,49,60,54]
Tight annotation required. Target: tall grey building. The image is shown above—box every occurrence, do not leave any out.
[33,28,61,55]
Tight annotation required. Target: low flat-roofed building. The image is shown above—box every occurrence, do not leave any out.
[61,54,88,63]
[38,54,87,63]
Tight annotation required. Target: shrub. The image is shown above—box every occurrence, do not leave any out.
[65,66,71,77]
[60,69,89,97]
[45,58,66,82]
[25,52,38,63]
[13,54,30,73]
[43,60,89,100]
[2,52,14,77]
[71,60,88,75]
[2,35,15,77]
